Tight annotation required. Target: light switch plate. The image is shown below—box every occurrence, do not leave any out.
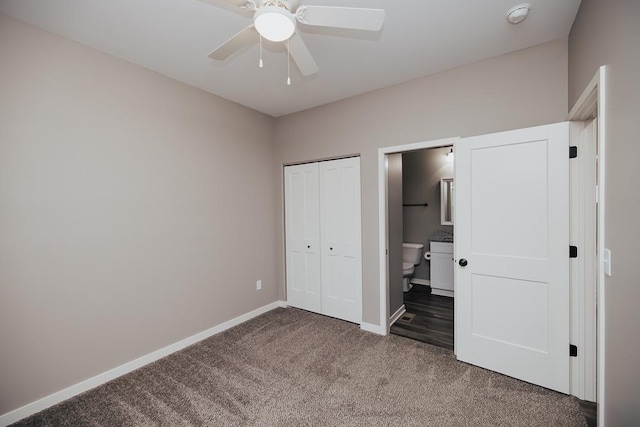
[603,248,612,277]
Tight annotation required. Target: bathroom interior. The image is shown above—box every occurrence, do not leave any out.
[390,145,455,350]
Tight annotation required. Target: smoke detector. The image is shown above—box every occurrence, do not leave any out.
[507,3,531,24]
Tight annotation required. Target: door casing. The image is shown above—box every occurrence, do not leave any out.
[567,66,607,421]
[373,137,459,335]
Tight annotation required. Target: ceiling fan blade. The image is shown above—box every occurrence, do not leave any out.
[296,6,385,31]
[288,32,319,76]
[208,25,258,60]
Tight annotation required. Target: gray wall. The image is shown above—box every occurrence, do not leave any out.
[0,12,578,418]
[275,39,568,325]
[402,147,454,281]
[0,15,278,415]
[569,0,640,423]
[386,153,404,315]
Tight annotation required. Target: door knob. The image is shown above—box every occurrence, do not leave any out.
[330,247,333,251]
[307,245,311,249]
[459,258,468,267]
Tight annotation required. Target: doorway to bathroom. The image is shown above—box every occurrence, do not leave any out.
[386,145,456,350]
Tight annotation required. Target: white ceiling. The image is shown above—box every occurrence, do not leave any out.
[0,0,581,117]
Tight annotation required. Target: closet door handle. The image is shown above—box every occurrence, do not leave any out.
[459,258,468,267]
[330,247,333,251]
[307,245,311,249]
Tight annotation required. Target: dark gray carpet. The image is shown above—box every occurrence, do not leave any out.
[13,308,585,426]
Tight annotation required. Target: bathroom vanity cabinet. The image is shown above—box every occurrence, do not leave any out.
[430,241,454,291]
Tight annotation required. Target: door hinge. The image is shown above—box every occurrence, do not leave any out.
[569,146,578,159]
[570,344,578,357]
[569,246,578,258]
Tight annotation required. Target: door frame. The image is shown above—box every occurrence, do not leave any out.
[567,66,607,424]
[375,137,459,335]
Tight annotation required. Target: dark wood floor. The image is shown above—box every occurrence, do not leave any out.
[579,400,597,427]
[390,285,454,350]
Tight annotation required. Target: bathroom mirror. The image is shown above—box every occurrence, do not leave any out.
[440,178,454,225]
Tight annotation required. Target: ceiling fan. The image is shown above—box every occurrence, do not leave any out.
[206,0,385,77]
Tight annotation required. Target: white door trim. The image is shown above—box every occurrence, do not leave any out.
[569,119,597,401]
[568,65,607,426]
[375,137,460,335]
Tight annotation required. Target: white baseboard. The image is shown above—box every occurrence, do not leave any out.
[432,288,454,298]
[389,304,406,327]
[410,278,454,297]
[0,300,287,427]
[360,321,386,336]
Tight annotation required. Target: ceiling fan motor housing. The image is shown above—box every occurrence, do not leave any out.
[254,5,297,42]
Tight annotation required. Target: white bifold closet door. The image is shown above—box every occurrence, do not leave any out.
[284,157,362,324]
[319,157,362,323]
[284,162,321,313]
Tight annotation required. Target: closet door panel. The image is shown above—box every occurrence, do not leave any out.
[284,163,321,313]
[319,157,362,323]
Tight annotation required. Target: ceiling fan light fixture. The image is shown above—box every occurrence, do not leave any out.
[254,6,296,42]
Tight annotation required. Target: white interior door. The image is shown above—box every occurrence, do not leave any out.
[455,122,570,393]
[319,157,362,323]
[284,163,321,313]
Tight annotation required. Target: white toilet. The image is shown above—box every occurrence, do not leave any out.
[402,243,424,292]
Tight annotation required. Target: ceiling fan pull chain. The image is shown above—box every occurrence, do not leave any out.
[287,38,291,85]
[259,35,264,68]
